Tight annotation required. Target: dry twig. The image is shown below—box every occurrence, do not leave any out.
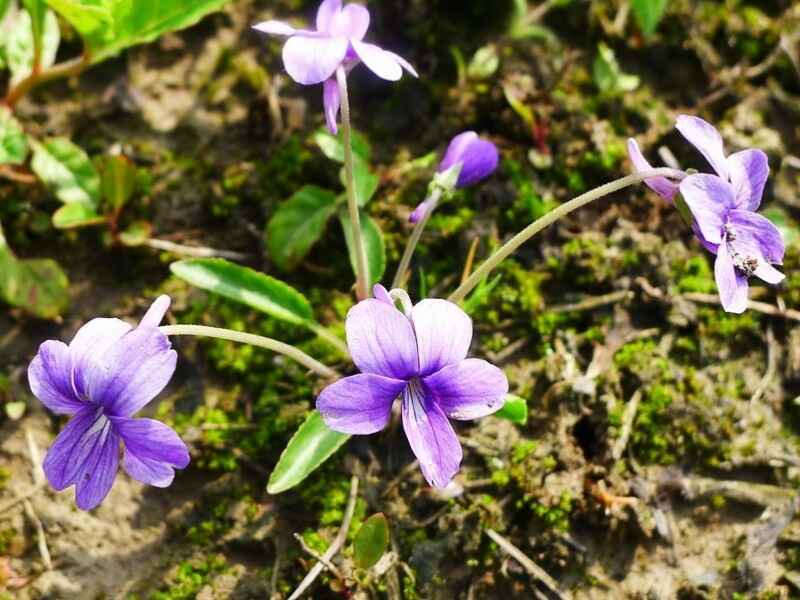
[486,528,564,599]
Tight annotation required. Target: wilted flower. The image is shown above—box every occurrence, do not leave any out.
[28,296,189,510]
[409,131,499,223]
[254,0,417,133]
[317,285,508,487]
[681,174,784,313]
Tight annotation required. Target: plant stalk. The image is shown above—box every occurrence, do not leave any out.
[448,167,686,303]
[159,325,339,379]
[336,66,369,300]
[391,188,443,289]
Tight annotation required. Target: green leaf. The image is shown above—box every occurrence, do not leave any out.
[266,185,337,270]
[461,274,502,314]
[630,0,667,37]
[118,220,152,246]
[353,513,389,569]
[338,208,385,287]
[7,7,59,85]
[30,138,101,205]
[592,42,639,96]
[170,258,316,327]
[52,202,105,228]
[343,161,380,207]
[99,154,137,210]
[50,0,231,65]
[21,0,46,62]
[313,127,371,165]
[494,394,528,425]
[0,222,69,319]
[267,410,350,494]
[0,107,29,165]
[467,44,499,80]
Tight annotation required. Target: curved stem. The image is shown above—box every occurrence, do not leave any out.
[307,323,349,356]
[159,325,339,379]
[336,66,369,301]
[391,188,442,289]
[3,53,89,108]
[448,168,686,303]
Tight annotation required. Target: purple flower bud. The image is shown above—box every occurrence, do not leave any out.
[253,0,417,133]
[27,296,189,510]
[438,131,499,188]
[316,293,508,488]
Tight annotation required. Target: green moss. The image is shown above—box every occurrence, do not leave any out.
[530,492,573,532]
[151,554,228,600]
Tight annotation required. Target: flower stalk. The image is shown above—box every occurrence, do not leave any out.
[159,325,339,379]
[336,66,370,300]
[448,167,686,303]
[392,188,443,289]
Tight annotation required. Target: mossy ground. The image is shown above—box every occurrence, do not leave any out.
[2,0,800,598]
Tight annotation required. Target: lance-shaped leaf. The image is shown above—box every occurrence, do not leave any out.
[0,222,69,319]
[0,107,29,165]
[493,394,527,425]
[338,208,385,287]
[52,202,105,229]
[99,154,137,211]
[30,138,101,205]
[354,513,389,569]
[6,7,59,86]
[266,186,337,270]
[631,0,667,37]
[170,258,316,327]
[267,410,350,494]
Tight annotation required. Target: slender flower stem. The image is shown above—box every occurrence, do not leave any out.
[448,168,686,303]
[159,325,339,379]
[391,188,443,289]
[307,323,349,355]
[336,66,369,301]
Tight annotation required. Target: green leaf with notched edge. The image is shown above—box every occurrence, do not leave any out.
[0,107,29,165]
[494,394,528,425]
[313,127,371,165]
[354,513,389,569]
[0,222,69,319]
[6,7,59,86]
[267,410,350,494]
[170,258,316,327]
[338,208,386,287]
[266,186,337,270]
[31,137,101,205]
[630,0,667,37]
[52,202,105,229]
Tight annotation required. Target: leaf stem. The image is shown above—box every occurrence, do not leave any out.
[159,324,339,379]
[336,66,369,301]
[3,52,90,108]
[391,188,443,289]
[448,167,686,303]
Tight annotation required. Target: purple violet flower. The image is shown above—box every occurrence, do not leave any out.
[409,131,499,223]
[626,138,680,202]
[28,296,189,510]
[680,174,784,313]
[254,0,417,134]
[317,285,508,487]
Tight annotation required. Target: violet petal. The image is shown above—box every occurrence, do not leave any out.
[112,416,190,487]
[138,295,170,329]
[86,327,177,418]
[69,318,132,398]
[626,138,679,202]
[676,115,729,180]
[316,0,342,33]
[28,340,84,415]
[323,76,341,134]
[317,373,407,434]
[346,299,418,379]
[423,358,508,420]
[252,20,299,36]
[351,40,403,81]
[329,3,370,40]
[728,209,785,264]
[401,382,462,488]
[727,149,768,212]
[282,34,348,85]
[679,174,735,245]
[714,246,749,314]
[411,299,472,377]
